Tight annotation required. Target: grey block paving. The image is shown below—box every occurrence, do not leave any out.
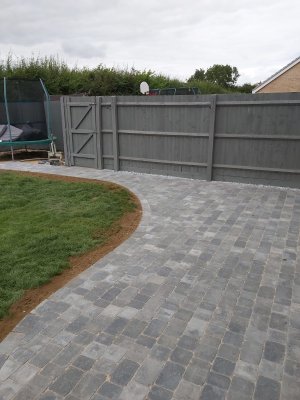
[148,385,173,400]
[49,367,84,396]
[155,361,185,390]
[0,163,300,399]
[111,359,139,386]
[135,357,163,385]
[98,382,122,399]
[254,376,281,400]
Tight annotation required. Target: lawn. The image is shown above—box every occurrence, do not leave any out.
[0,171,136,318]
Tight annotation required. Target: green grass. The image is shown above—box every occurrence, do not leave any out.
[0,172,136,318]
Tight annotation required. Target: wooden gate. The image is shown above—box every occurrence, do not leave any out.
[61,96,101,168]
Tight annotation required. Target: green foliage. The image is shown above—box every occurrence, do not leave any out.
[205,64,240,88]
[188,64,248,90]
[236,82,256,93]
[0,55,254,95]
[187,68,206,82]
[0,172,135,318]
[187,79,231,94]
[0,55,184,96]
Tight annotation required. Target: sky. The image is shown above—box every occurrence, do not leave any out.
[0,0,299,85]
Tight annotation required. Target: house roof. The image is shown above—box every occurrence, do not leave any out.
[252,56,300,93]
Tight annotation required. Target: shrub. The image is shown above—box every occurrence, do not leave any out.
[0,55,252,95]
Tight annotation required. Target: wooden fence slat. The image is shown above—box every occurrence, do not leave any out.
[60,97,70,166]
[207,95,217,181]
[213,164,300,174]
[95,97,103,169]
[215,134,300,140]
[118,130,209,137]
[218,100,300,106]
[119,156,207,167]
[111,96,119,171]
[117,101,211,106]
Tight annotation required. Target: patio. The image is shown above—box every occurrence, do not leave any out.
[0,162,299,400]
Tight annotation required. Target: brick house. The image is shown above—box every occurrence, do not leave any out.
[253,56,300,93]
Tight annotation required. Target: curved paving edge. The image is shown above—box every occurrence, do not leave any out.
[0,162,300,400]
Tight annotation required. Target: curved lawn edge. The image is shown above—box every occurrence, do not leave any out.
[0,171,142,341]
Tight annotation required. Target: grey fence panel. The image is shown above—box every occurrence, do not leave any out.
[117,103,210,134]
[119,159,206,178]
[118,134,208,179]
[214,138,300,170]
[216,97,300,136]
[100,98,113,169]
[61,93,300,188]
[95,97,102,169]
[101,105,113,131]
[119,160,207,179]
[213,168,300,189]
[62,96,99,168]
[60,97,70,165]
[113,95,211,178]
[118,134,208,162]
[102,133,113,154]
[212,93,300,187]
[50,100,64,151]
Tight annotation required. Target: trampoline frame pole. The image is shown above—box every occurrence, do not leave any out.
[39,78,52,142]
[3,77,14,161]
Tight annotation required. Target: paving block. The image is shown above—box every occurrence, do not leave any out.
[170,346,193,366]
[49,367,84,396]
[111,358,139,386]
[98,382,122,399]
[119,380,149,400]
[156,361,185,390]
[148,385,173,400]
[263,341,285,363]
[200,384,226,400]
[212,357,235,377]
[135,357,163,385]
[254,375,281,400]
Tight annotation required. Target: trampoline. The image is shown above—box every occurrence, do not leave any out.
[0,78,55,160]
[148,87,199,95]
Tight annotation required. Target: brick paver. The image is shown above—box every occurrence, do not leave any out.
[0,162,300,400]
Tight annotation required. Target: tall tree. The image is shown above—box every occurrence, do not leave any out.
[187,68,206,82]
[205,64,240,87]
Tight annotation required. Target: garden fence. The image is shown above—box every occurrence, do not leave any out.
[59,93,300,188]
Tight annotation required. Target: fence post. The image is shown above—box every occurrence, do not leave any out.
[207,94,217,181]
[60,96,70,166]
[111,96,119,171]
[95,96,103,169]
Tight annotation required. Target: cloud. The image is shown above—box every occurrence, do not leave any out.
[0,0,299,83]
[62,40,106,59]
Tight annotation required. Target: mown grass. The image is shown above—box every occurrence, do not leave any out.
[0,172,136,318]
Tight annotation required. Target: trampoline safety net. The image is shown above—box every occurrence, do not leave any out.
[0,78,52,145]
